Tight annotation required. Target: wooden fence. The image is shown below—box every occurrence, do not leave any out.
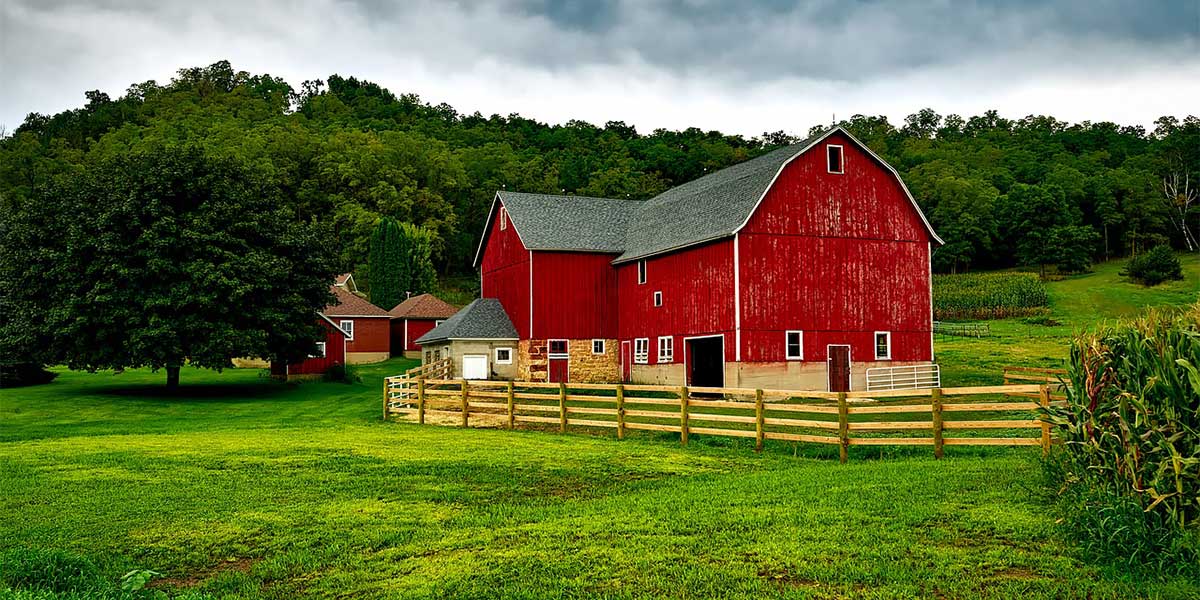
[383,378,1065,462]
[381,357,451,418]
[933,321,990,337]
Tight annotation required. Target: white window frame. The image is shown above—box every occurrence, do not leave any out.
[339,319,354,340]
[874,331,892,360]
[548,339,569,358]
[634,338,649,364]
[827,144,844,174]
[311,341,326,359]
[435,319,445,326]
[591,339,606,355]
[785,330,804,360]
[653,291,663,307]
[657,336,673,363]
[495,347,513,364]
[637,260,647,285]
[499,206,507,231]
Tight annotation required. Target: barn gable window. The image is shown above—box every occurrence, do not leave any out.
[499,207,507,231]
[785,330,803,360]
[634,338,649,364]
[657,336,673,363]
[827,145,844,174]
[653,291,663,307]
[310,342,326,359]
[495,347,513,364]
[874,331,891,360]
[592,339,606,354]
[637,260,647,284]
[339,320,354,340]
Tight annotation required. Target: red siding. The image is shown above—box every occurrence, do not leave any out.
[531,251,618,339]
[400,319,438,351]
[616,239,736,363]
[479,201,531,338]
[283,319,347,375]
[738,132,933,363]
[338,317,390,354]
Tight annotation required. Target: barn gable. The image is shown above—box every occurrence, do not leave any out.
[473,191,640,267]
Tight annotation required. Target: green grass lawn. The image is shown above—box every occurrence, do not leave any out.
[2,256,1197,599]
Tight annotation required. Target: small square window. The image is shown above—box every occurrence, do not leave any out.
[548,339,568,356]
[653,291,663,307]
[827,145,843,174]
[435,319,445,326]
[786,331,803,360]
[637,260,647,284]
[592,339,605,354]
[311,342,326,359]
[657,336,673,363]
[339,320,354,340]
[495,347,513,364]
[874,331,891,360]
[634,338,649,364]
[424,350,431,363]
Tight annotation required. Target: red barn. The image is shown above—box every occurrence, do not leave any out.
[271,313,349,379]
[388,293,458,358]
[324,285,392,364]
[457,126,941,391]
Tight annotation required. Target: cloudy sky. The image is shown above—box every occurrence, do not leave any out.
[2,0,1198,136]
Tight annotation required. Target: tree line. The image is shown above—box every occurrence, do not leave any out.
[2,60,1196,281]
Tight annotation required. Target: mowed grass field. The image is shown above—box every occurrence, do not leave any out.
[2,256,1197,599]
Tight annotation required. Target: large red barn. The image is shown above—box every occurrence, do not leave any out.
[443,127,941,391]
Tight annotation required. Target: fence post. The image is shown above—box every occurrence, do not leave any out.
[754,389,765,452]
[932,388,944,459]
[506,380,515,430]
[1039,384,1051,457]
[382,377,390,421]
[417,377,426,425]
[559,382,567,433]
[461,379,469,428]
[679,386,689,446]
[837,391,849,464]
[616,384,626,440]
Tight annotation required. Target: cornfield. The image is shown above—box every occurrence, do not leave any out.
[932,272,1049,320]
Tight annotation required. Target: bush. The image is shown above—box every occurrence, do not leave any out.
[1044,305,1200,574]
[323,363,360,384]
[1121,246,1184,286]
[0,364,59,388]
[933,272,1049,320]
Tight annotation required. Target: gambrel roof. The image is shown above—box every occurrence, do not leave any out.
[415,298,518,344]
[473,127,941,267]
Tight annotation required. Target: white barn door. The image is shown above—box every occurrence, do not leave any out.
[462,355,488,380]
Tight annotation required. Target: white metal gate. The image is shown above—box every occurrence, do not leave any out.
[865,364,940,391]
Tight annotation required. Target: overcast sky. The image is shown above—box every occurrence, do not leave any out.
[2,0,1198,137]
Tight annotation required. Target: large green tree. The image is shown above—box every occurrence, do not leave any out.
[0,144,338,387]
[368,216,404,309]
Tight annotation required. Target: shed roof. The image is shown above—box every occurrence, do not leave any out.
[415,298,519,344]
[388,293,459,319]
[324,285,390,317]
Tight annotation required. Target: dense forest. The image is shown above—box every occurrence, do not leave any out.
[2,61,1196,283]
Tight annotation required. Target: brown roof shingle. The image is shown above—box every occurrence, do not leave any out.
[324,286,390,317]
[388,293,459,319]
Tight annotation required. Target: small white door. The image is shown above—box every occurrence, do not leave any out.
[462,355,488,380]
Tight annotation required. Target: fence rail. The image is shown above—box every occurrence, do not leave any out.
[383,376,1062,462]
[933,321,990,337]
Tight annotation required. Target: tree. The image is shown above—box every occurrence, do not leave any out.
[397,222,437,296]
[0,145,338,388]
[368,216,404,308]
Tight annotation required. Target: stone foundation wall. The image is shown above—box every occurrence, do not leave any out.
[518,339,619,383]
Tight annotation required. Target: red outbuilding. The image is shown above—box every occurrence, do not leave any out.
[324,285,392,364]
[445,126,942,391]
[271,313,349,379]
[388,293,459,358]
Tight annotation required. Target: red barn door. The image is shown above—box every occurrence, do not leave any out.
[548,358,569,383]
[827,345,851,392]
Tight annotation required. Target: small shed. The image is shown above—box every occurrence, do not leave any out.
[271,313,350,380]
[324,285,392,364]
[415,298,519,380]
[388,293,459,358]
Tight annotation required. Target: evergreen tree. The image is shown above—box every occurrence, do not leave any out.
[368,216,404,309]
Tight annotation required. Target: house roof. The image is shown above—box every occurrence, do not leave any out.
[388,293,458,319]
[415,298,519,344]
[323,285,390,317]
[317,312,352,336]
[474,127,942,267]
[334,273,353,285]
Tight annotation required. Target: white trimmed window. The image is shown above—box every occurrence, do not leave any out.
[495,347,513,364]
[548,339,568,357]
[786,330,803,360]
[637,260,647,284]
[874,331,892,360]
[339,320,354,340]
[657,336,673,363]
[827,144,844,174]
[499,206,507,230]
[311,342,326,359]
[634,338,649,364]
[653,291,663,307]
[435,319,445,326]
[592,339,606,354]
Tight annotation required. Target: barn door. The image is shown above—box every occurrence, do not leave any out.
[548,358,569,383]
[827,345,851,392]
[620,341,632,382]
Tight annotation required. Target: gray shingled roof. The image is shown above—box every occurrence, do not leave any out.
[415,298,518,344]
[495,191,640,254]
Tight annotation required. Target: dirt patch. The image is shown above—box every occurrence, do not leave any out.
[148,557,259,589]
